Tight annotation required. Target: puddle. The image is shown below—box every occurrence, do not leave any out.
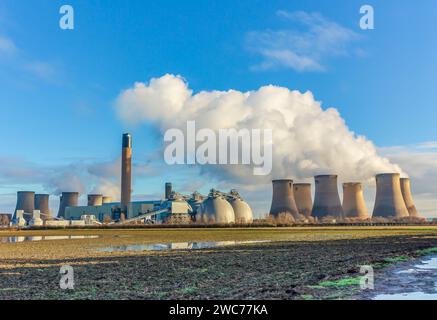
[96,240,271,252]
[358,255,437,300]
[0,235,100,243]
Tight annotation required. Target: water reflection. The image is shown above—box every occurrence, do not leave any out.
[97,240,271,252]
[0,235,100,243]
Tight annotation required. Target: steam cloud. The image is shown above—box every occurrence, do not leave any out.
[116,74,403,184]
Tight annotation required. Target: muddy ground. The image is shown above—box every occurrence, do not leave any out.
[1,228,437,299]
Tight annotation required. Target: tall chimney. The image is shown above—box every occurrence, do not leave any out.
[293,183,313,217]
[400,178,421,218]
[14,191,35,219]
[312,175,344,219]
[342,183,369,219]
[88,194,103,206]
[121,133,132,212]
[373,173,409,218]
[34,194,50,216]
[165,182,172,200]
[102,196,114,204]
[57,192,79,218]
[269,179,299,218]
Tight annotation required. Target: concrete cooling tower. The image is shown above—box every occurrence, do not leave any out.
[121,133,132,213]
[342,183,369,219]
[88,194,103,206]
[226,190,253,224]
[312,175,344,219]
[373,173,409,218]
[400,178,421,218]
[57,192,79,218]
[102,196,114,204]
[199,189,235,224]
[34,194,50,216]
[165,182,172,200]
[269,179,299,218]
[14,191,35,219]
[293,183,313,217]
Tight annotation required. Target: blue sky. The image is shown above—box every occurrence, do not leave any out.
[0,0,437,217]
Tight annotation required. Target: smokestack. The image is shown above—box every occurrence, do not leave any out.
[293,183,313,217]
[165,182,172,200]
[14,191,35,219]
[312,175,344,219]
[57,192,79,218]
[269,179,299,218]
[342,183,369,219]
[34,194,50,216]
[121,133,132,212]
[102,196,114,204]
[400,178,421,218]
[373,173,409,218]
[88,194,103,206]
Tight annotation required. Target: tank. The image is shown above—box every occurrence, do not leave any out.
[57,192,79,218]
[342,183,369,219]
[293,183,313,217]
[400,178,421,218]
[312,175,344,218]
[34,194,50,216]
[269,179,299,218]
[88,194,103,206]
[187,191,204,220]
[199,189,235,224]
[373,173,409,218]
[226,190,253,224]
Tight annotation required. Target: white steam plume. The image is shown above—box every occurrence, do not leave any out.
[116,74,403,183]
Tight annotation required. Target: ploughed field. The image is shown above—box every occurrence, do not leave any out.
[1,226,437,299]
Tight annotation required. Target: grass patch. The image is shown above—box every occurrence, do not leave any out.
[180,286,198,294]
[416,247,437,256]
[383,255,409,263]
[308,276,361,289]
[299,294,314,300]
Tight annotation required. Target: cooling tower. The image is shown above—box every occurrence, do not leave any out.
[373,173,409,218]
[165,182,172,200]
[227,190,253,224]
[199,190,235,224]
[312,175,344,218]
[293,183,313,217]
[14,191,35,219]
[57,192,79,218]
[102,196,114,204]
[342,183,369,219]
[121,133,132,212]
[269,179,299,218]
[88,194,103,206]
[400,178,420,218]
[34,194,50,216]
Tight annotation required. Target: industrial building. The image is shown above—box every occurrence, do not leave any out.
[11,133,254,226]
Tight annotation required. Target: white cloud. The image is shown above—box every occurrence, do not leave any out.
[0,35,16,54]
[246,10,359,72]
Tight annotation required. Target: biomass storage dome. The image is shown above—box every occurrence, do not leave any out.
[199,189,235,224]
[227,190,253,224]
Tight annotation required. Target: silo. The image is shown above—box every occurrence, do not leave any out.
[14,191,35,219]
[57,192,79,218]
[34,194,50,217]
[188,191,204,219]
[88,194,103,206]
[312,175,344,218]
[400,178,420,218]
[269,179,299,218]
[102,196,114,204]
[372,173,409,218]
[199,189,235,224]
[121,133,132,212]
[227,190,253,224]
[293,183,313,217]
[342,183,369,219]
[165,182,172,200]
